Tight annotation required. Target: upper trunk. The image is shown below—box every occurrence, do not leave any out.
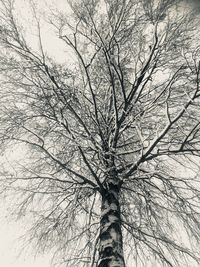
[98,174,125,267]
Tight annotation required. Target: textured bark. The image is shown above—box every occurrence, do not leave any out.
[98,176,125,267]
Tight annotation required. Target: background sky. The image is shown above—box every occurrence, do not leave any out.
[0,204,51,267]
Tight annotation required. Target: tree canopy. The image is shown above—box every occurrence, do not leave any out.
[0,0,200,266]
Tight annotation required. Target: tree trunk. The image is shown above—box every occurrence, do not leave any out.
[98,175,125,267]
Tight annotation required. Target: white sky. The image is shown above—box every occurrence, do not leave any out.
[0,203,51,267]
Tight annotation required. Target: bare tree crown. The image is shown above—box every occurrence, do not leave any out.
[0,0,200,266]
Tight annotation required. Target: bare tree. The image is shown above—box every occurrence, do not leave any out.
[0,0,200,266]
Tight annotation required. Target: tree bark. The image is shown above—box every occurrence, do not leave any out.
[98,175,125,267]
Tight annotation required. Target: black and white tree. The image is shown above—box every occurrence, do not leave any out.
[0,0,200,266]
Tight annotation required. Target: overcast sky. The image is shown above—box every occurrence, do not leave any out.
[0,203,51,267]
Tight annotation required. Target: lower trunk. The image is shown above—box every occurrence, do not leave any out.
[98,177,125,267]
